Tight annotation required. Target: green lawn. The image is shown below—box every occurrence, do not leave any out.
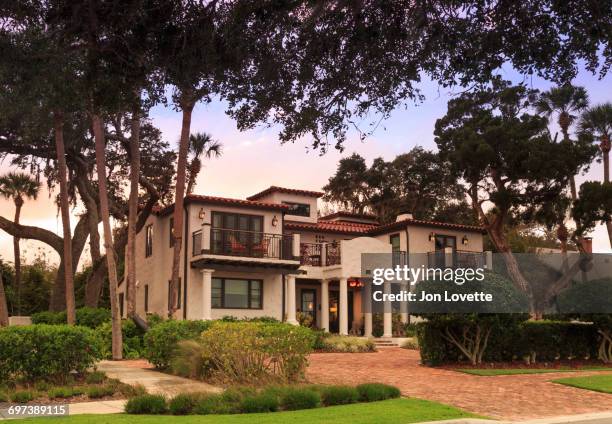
[457,367,612,376]
[553,374,612,394]
[19,398,478,424]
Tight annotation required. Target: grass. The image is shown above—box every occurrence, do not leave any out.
[553,375,612,394]
[457,367,612,376]
[18,398,477,424]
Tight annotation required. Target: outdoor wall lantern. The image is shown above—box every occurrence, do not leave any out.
[271,215,279,227]
[428,232,435,242]
[198,208,205,220]
[462,235,469,245]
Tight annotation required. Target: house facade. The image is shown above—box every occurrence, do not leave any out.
[119,186,487,337]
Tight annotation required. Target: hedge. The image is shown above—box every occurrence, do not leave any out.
[31,307,111,328]
[143,319,212,368]
[417,319,598,365]
[0,324,102,382]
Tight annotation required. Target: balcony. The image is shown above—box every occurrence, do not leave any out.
[299,242,342,266]
[192,228,295,260]
[427,250,485,269]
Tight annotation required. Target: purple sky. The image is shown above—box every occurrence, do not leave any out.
[1,65,611,267]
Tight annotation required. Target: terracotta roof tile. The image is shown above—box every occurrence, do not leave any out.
[370,218,486,234]
[285,220,378,235]
[319,211,379,222]
[247,186,324,201]
[155,194,289,216]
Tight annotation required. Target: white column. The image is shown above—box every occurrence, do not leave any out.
[383,280,392,338]
[321,280,330,332]
[292,233,301,258]
[400,282,409,324]
[339,278,348,335]
[286,275,298,325]
[485,250,493,271]
[444,246,454,268]
[363,279,372,337]
[201,269,213,320]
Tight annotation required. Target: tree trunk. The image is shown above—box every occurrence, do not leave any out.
[603,138,611,247]
[54,112,76,325]
[126,108,141,318]
[92,113,123,360]
[13,200,21,315]
[0,272,8,326]
[169,94,195,317]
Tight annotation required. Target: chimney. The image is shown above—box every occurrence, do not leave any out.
[581,237,593,254]
[396,212,413,222]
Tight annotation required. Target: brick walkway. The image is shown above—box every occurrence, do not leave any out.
[306,348,612,421]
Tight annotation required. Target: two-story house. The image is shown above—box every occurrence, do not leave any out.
[119,186,487,337]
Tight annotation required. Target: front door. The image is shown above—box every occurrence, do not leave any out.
[328,290,354,333]
[300,289,316,327]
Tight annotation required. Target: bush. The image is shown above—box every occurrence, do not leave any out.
[401,338,419,350]
[85,371,106,384]
[311,328,330,350]
[125,394,168,414]
[0,391,8,402]
[404,323,417,337]
[11,390,36,403]
[87,385,115,399]
[95,320,146,359]
[240,392,279,413]
[193,394,236,415]
[170,340,207,379]
[0,325,102,382]
[198,322,314,384]
[169,393,202,415]
[320,385,359,406]
[143,320,212,369]
[48,387,75,399]
[279,388,321,411]
[319,335,376,353]
[31,307,111,328]
[356,383,400,402]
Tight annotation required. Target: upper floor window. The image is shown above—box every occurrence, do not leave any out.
[282,201,310,217]
[390,234,401,252]
[145,224,153,257]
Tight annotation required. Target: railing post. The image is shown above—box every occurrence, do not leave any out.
[202,223,211,252]
[292,233,300,259]
[321,243,327,266]
[444,247,454,268]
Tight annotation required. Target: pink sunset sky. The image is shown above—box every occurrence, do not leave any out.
[1,68,611,268]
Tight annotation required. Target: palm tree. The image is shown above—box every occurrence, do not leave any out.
[0,172,40,315]
[536,85,589,200]
[186,132,222,194]
[0,261,8,326]
[580,103,612,245]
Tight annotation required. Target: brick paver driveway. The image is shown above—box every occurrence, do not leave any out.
[307,348,612,421]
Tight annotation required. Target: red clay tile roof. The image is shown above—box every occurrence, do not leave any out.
[154,194,289,216]
[247,186,324,201]
[319,211,379,222]
[370,218,486,234]
[284,220,378,235]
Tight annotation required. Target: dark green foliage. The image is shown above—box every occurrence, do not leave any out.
[124,394,168,415]
[168,393,202,415]
[404,323,417,337]
[85,371,106,385]
[320,385,360,406]
[31,307,111,328]
[143,320,212,369]
[279,388,321,411]
[0,324,101,382]
[239,392,279,413]
[11,390,36,403]
[86,385,115,399]
[48,386,78,399]
[356,384,401,402]
[193,394,237,415]
[95,319,145,359]
[311,328,330,350]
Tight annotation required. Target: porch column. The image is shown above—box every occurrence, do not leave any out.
[400,282,409,324]
[383,280,392,338]
[286,275,298,325]
[321,279,330,332]
[363,279,372,337]
[201,269,214,320]
[339,277,348,335]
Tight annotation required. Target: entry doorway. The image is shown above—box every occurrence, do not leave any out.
[328,290,354,333]
[300,289,317,327]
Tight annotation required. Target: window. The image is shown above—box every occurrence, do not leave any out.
[390,234,401,252]
[167,278,182,310]
[144,284,149,313]
[212,278,262,309]
[169,218,174,247]
[145,224,153,257]
[282,201,310,217]
[119,293,124,317]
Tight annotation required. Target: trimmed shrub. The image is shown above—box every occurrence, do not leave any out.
[279,388,321,411]
[240,393,279,413]
[356,383,400,402]
[319,335,376,353]
[401,338,419,350]
[0,325,102,382]
[125,394,167,414]
[169,393,202,415]
[11,390,36,403]
[86,385,115,399]
[143,320,212,369]
[311,328,330,350]
[48,387,75,399]
[320,385,359,406]
[199,321,314,384]
[31,311,66,325]
[170,340,207,379]
[193,394,236,415]
[31,307,111,328]
[85,371,106,384]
